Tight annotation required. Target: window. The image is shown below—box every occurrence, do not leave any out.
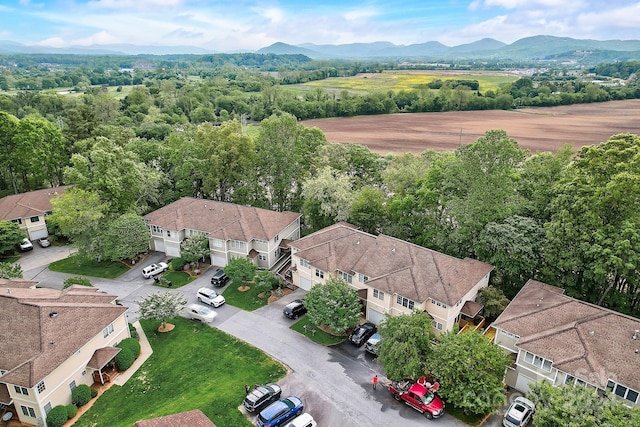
[230,240,245,250]
[359,273,369,283]
[21,405,36,418]
[373,289,384,300]
[11,218,22,225]
[273,235,279,243]
[258,254,267,261]
[166,230,171,237]
[44,403,52,415]
[607,380,639,404]
[151,225,162,233]
[37,381,46,393]
[523,351,552,372]
[211,238,223,247]
[69,380,76,391]
[315,269,324,279]
[396,295,415,310]
[432,320,443,330]
[103,323,114,338]
[14,385,28,395]
[30,216,40,223]
[430,298,448,309]
[339,271,352,284]
[255,239,267,244]
[300,259,310,269]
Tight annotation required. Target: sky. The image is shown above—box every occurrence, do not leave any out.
[1,0,640,52]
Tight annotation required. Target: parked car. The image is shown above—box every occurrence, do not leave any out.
[141,262,168,278]
[19,238,33,251]
[286,413,317,427]
[349,322,377,346]
[283,299,307,319]
[185,304,217,323]
[364,332,382,355]
[37,237,51,248]
[388,379,445,419]
[243,383,282,413]
[257,396,304,427]
[196,287,226,307]
[210,268,231,287]
[503,396,535,427]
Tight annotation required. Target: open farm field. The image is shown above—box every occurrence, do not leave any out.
[302,99,640,155]
[297,70,518,94]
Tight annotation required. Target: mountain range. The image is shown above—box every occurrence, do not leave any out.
[2,36,640,63]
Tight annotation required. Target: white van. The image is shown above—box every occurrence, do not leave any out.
[286,413,316,427]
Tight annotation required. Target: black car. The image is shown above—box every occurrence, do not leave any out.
[243,383,282,413]
[210,268,230,287]
[349,322,377,346]
[283,299,307,319]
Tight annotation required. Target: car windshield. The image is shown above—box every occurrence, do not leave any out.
[421,391,435,405]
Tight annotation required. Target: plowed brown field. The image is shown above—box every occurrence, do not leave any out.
[302,99,640,155]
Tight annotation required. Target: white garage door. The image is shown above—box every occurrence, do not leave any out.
[367,308,385,325]
[29,228,48,240]
[152,238,165,252]
[299,276,312,291]
[515,373,535,393]
[212,254,227,267]
[166,244,180,257]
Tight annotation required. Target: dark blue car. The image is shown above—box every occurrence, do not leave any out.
[257,396,303,427]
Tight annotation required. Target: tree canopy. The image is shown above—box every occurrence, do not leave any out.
[137,291,187,329]
[304,277,362,334]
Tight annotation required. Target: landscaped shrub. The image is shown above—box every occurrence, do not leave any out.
[115,347,136,371]
[118,337,141,356]
[170,257,187,271]
[71,384,93,406]
[46,405,68,427]
[128,323,139,339]
[63,276,93,289]
[91,387,98,398]
[66,404,78,419]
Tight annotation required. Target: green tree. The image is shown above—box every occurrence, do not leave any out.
[377,311,435,381]
[0,112,20,193]
[255,270,281,302]
[101,214,150,262]
[528,381,640,427]
[179,234,210,268]
[543,133,640,315]
[476,286,510,320]
[304,277,362,334]
[0,262,23,279]
[256,113,326,211]
[48,188,108,256]
[137,291,187,330]
[0,220,25,253]
[350,186,388,235]
[197,121,257,203]
[301,166,353,232]
[429,330,511,415]
[223,257,257,284]
[65,137,163,215]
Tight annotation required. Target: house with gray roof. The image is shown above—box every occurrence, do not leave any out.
[143,197,301,270]
[0,281,129,426]
[492,279,640,406]
[289,222,494,332]
[0,186,68,241]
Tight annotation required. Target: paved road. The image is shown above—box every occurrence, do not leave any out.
[18,247,514,427]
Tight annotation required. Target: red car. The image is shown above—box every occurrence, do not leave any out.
[388,380,445,419]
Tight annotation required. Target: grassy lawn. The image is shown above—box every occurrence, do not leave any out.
[75,317,286,427]
[221,281,268,311]
[290,316,347,346]
[48,255,130,279]
[152,271,194,289]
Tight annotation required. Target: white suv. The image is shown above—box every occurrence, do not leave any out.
[197,287,226,307]
[141,262,168,278]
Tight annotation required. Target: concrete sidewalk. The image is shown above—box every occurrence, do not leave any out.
[113,321,153,386]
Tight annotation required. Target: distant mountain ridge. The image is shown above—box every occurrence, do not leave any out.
[1,36,640,63]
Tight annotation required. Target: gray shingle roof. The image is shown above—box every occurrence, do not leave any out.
[493,279,640,390]
[0,283,127,388]
[143,197,301,242]
[291,223,493,305]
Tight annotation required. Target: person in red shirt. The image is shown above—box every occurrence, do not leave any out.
[373,375,378,390]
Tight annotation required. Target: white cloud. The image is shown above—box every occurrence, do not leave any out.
[32,37,68,48]
[70,31,121,46]
[344,8,379,21]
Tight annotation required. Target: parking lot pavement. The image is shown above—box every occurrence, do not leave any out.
[19,243,75,280]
